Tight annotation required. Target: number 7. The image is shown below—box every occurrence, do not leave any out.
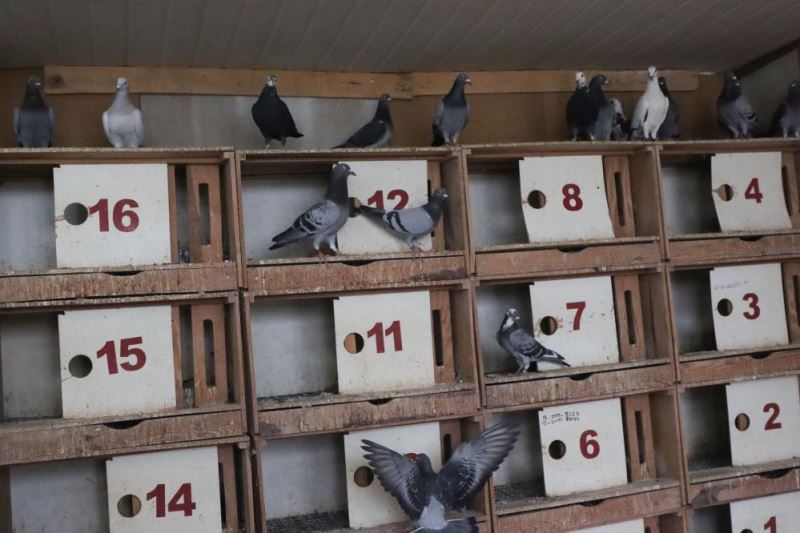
[566,301,586,330]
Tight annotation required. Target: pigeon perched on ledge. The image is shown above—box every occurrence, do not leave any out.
[432,73,471,146]
[590,74,614,141]
[567,71,597,141]
[13,75,55,148]
[252,74,304,147]
[496,308,570,373]
[335,93,393,148]
[268,163,354,259]
[770,81,800,138]
[717,71,765,138]
[358,187,448,252]
[630,66,668,140]
[103,77,144,148]
[361,422,519,533]
[657,76,681,140]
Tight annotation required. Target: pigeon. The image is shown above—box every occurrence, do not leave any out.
[432,73,471,146]
[268,163,354,259]
[609,98,631,140]
[769,81,800,138]
[251,74,304,147]
[717,71,765,139]
[335,93,393,148]
[13,75,55,148]
[656,76,681,140]
[358,187,448,252]
[630,66,669,140]
[590,74,615,141]
[496,308,570,373]
[566,72,598,141]
[361,422,519,533]
[102,77,144,148]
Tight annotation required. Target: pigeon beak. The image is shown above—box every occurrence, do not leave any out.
[348,170,357,176]
[604,79,610,86]
[465,77,472,85]
[34,81,42,89]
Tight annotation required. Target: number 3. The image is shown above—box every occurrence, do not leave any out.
[742,292,760,319]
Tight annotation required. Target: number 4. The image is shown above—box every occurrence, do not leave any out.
[744,177,763,203]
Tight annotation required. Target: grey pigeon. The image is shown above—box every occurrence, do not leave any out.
[567,72,598,141]
[251,74,304,147]
[609,98,631,140]
[268,163,354,258]
[496,308,570,373]
[358,187,448,252]
[717,72,765,138]
[361,422,519,533]
[630,66,669,140]
[590,74,615,141]
[432,73,471,146]
[13,75,55,148]
[102,77,144,148]
[770,81,800,138]
[657,76,681,140]
[335,94,393,148]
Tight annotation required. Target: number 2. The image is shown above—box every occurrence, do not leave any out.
[146,483,196,518]
[742,292,760,319]
[764,403,782,430]
[566,301,586,330]
[744,177,764,203]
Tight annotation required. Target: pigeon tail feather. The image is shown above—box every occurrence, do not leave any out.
[269,227,304,250]
[415,517,478,533]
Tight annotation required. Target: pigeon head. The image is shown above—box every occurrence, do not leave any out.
[609,98,625,118]
[455,72,472,86]
[379,93,392,103]
[265,75,278,87]
[657,76,672,98]
[722,72,742,98]
[413,453,435,475]
[574,71,587,88]
[647,66,658,80]
[332,163,356,179]
[590,74,608,87]
[501,308,521,330]
[116,77,129,90]
[432,187,448,202]
[25,75,43,91]
[788,81,800,103]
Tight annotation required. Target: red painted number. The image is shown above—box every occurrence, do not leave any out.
[744,177,764,203]
[146,483,196,518]
[88,198,140,232]
[367,189,409,210]
[562,183,583,211]
[579,429,600,459]
[366,321,403,353]
[764,515,777,532]
[566,301,586,330]
[764,403,782,430]
[742,292,760,319]
[96,336,146,375]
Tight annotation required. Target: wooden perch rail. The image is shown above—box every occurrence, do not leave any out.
[44,65,701,98]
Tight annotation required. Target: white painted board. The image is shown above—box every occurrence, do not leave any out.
[337,160,431,254]
[529,276,619,369]
[59,305,176,418]
[710,263,789,351]
[539,398,628,496]
[334,291,435,394]
[711,152,792,232]
[107,447,221,532]
[519,155,614,243]
[730,491,800,533]
[344,422,441,528]
[54,164,171,267]
[727,376,800,466]
[570,518,644,533]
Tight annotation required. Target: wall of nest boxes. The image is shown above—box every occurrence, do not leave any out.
[0,292,246,465]
[0,148,242,305]
[251,416,489,533]
[240,280,480,439]
[236,148,471,295]
[0,437,256,533]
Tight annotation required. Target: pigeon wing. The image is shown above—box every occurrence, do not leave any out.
[435,423,520,510]
[433,100,445,129]
[391,207,435,236]
[338,119,387,148]
[278,98,302,137]
[132,108,144,146]
[47,107,55,146]
[12,107,20,143]
[361,439,427,519]
[270,200,340,247]
[102,110,111,141]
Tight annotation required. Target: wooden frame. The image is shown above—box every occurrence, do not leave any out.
[251,416,489,533]
[0,292,246,464]
[463,143,664,278]
[659,139,800,266]
[0,438,255,533]
[238,148,470,296]
[0,148,241,304]
[474,266,676,410]
[242,283,480,439]
[487,390,685,532]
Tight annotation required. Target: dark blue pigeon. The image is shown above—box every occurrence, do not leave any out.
[14,75,55,148]
[336,93,393,148]
[251,74,304,147]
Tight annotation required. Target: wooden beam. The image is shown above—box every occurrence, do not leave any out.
[736,38,800,78]
[44,65,701,98]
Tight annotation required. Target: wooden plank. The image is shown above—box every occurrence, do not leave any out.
[167,164,179,263]
[0,467,10,533]
[430,289,455,384]
[613,274,647,362]
[45,65,414,99]
[622,394,657,482]
[427,160,446,252]
[689,466,800,508]
[172,306,184,408]
[191,303,229,406]
[187,164,224,263]
[603,155,636,238]
[412,70,700,95]
[680,349,800,386]
[668,232,800,266]
[218,445,239,533]
[237,441,257,533]
[782,151,800,227]
[783,262,800,343]
[649,392,686,500]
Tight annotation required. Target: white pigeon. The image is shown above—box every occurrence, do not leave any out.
[102,77,144,148]
[630,66,669,140]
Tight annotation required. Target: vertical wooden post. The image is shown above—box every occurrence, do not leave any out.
[187,164,224,263]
